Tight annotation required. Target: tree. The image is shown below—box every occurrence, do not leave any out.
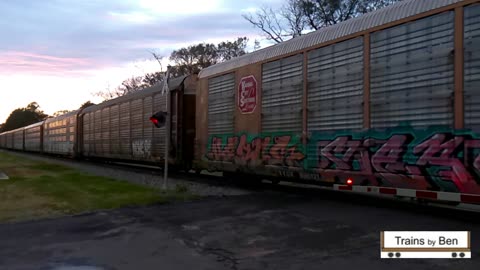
[169,37,249,77]
[169,43,218,76]
[79,101,96,110]
[116,76,146,96]
[52,110,72,117]
[2,102,48,132]
[94,85,118,101]
[94,37,249,101]
[243,1,304,43]
[243,0,401,43]
[217,37,249,61]
[94,76,150,100]
[142,71,164,87]
[301,0,399,29]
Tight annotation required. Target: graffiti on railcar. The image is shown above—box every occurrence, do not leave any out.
[132,139,152,159]
[205,127,480,194]
[206,133,305,167]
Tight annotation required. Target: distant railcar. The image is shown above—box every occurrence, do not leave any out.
[43,111,78,156]
[79,75,197,168]
[4,131,14,149]
[24,121,44,152]
[0,132,6,149]
[12,128,24,151]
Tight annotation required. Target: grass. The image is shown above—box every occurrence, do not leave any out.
[0,151,196,223]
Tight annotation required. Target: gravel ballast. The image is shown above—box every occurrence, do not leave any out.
[0,150,250,197]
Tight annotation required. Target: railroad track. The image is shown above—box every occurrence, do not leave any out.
[3,149,480,222]
[83,158,480,221]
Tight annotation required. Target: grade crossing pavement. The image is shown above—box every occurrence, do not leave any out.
[0,190,479,270]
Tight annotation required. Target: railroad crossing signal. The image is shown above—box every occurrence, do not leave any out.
[150,111,167,128]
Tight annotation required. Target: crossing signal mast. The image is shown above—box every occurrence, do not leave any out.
[150,66,170,189]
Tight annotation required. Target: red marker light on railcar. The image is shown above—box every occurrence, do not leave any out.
[346,178,353,185]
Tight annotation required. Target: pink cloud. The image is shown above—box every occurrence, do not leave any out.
[0,51,93,75]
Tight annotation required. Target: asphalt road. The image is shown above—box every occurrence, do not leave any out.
[0,191,479,270]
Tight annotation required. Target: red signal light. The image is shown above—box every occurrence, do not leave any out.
[346,178,353,185]
[150,111,166,128]
[150,117,159,125]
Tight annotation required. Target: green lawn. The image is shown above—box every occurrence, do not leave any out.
[0,151,195,223]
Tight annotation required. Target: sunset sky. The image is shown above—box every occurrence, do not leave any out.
[0,0,279,123]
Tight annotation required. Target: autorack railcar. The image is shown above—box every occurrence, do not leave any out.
[0,75,198,168]
[2,130,14,149]
[194,0,480,196]
[43,110,79,156]
[79,75,197,169]
[0,132,6,149]
[24,121,44,153]
[12,128,24,151]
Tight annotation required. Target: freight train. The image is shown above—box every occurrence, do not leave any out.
[2,0,480,204]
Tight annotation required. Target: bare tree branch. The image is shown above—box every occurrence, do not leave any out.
[244,0,402,43]
[242,7,285,43]
[149,50,165,72]
[282,0,306,37]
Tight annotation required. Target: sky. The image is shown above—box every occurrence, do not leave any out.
[0,0,281,123]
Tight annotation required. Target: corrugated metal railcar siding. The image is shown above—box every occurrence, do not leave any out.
[0,134,4,148]
[7,133,14,149]
[47,122,55,153]
[101,108,110,156]
[87,112,94,154]
[94,110,102,154]
[2,135,6,148]
[152,93,166,159]
[131,99,144,160]
[110,105,120,156]
[130,98,151,161]
[464,3,480,131]
[4,134,9,149]
[83,113,92,155]
[199,0,465,79]
[2,134,6,149]
[307,37,364,131]
[13,130,23,150]
[143,96,153,139]
[43,125,49,152]
[25,126,42,152]
[88,112,95,155]
[370,11,455,128]
[119,102,131,156]
[262,54,303,132]
[208,73,235,135]
[67,116,76,155]
[143,97,153,159]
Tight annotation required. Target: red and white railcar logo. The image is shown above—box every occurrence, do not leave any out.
[238,75,257,114]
